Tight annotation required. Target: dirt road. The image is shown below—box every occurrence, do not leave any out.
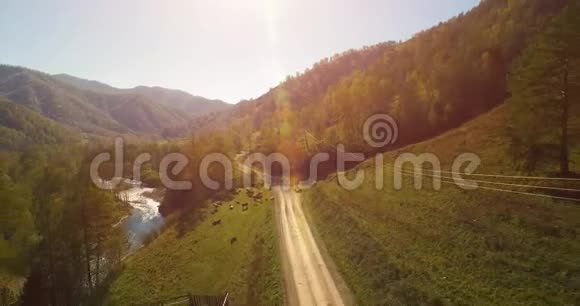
[273,186,346,306]
[236,156,348,305]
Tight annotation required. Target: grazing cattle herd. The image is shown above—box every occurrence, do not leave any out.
[209,188,275,248]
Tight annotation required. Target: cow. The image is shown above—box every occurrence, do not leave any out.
[212,219,222,226]
[230,237,237,244]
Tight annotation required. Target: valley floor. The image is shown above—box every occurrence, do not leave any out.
[105,188,283,305]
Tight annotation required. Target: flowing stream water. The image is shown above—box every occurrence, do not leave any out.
[118,183,164,250]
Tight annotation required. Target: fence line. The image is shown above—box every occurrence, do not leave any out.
[157,293,229,306]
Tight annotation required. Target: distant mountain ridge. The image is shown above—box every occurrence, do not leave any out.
[0,65,230,144]
[53,73,229,115]
[52,73,118,93]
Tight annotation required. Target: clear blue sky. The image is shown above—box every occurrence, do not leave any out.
[0,0,478,103]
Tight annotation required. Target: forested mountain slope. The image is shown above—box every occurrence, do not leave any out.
[53,73,231,121]
[189,41,395,133]
[191,0,568,155]
[0,98,80,150]
[302,3,580,303]
[0,66,230,138]
[161,0,573,218]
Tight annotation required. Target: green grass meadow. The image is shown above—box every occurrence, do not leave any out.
[105,188,283,306]
[302,106,580,305]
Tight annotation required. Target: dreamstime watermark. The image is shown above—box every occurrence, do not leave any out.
[89,114,481,192]
[89,137,193,190]
[363,113,399,148]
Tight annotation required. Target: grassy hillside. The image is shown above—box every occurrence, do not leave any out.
[302,105,580,305]
[106,188,283,306]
